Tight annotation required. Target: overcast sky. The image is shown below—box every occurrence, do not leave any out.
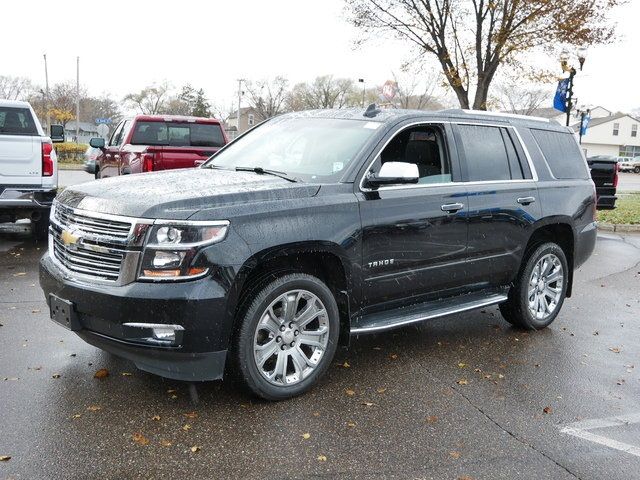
[2,0,639,113]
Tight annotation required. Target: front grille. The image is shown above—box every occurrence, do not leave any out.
[51,204,134,282]
[54,203,132,239]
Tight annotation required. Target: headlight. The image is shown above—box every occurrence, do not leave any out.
[139,221,229,281]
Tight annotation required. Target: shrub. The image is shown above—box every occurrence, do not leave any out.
[54,142,88,163]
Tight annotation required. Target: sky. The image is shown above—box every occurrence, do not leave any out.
[2,0,639,113]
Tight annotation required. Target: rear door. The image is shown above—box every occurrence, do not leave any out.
[453,123,541,286]
[100,120,126,178]
[357,122,469,312]
[0,106,42,185]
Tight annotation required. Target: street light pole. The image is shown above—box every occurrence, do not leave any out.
[565,68,575,127]
[43,54,50,133]
[76,56,80,143]
[236,78,244,134]
[560,47,587,127]
[358,78,365,108]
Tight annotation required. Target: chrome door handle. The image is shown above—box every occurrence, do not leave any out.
[441,202,464,213]
[517,196,536,205]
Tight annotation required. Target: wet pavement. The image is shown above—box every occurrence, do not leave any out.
[1,225,639,480]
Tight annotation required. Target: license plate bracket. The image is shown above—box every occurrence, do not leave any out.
[49,294,81,331]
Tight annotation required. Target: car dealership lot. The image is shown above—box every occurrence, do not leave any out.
[1,227,639,479]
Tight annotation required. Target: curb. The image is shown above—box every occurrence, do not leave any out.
[598,223,640,233]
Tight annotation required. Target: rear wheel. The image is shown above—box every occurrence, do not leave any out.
[233,273,339,400]
[500,242,568,330]
[634,166,640,174]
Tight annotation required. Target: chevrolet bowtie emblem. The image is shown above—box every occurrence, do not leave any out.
[60,229,80,247]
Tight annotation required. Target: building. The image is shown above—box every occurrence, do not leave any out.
[63,121,99,144]
[574,112,640,158]
[225,107,261,137]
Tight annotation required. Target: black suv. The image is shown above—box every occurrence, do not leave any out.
[39,107,597,400]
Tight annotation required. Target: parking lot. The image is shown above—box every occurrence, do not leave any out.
[1,224,639,479]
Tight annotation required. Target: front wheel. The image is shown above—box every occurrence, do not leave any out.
[233,273,339,400]
[634,166,640,174]
[500,242,568,330]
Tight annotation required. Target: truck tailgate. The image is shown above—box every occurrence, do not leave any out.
[155,146,220,171]
[0,135,41,185]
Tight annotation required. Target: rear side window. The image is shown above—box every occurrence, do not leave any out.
[457,124,524,181]
[130,121,225,147]
[0,107,38,135]
[531,129,588,179]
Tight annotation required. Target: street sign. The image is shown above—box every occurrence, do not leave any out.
[381,80,398,101]
[95,118,112,124]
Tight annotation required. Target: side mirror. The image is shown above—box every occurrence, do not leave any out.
[366,161,419,187]
[89,137,105,149]
[50,124,65,143]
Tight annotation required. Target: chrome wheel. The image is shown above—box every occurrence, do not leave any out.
[528,253,564,320]
[253,289,330,387]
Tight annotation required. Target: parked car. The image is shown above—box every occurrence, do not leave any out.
[89,115,227,178]
[83,145,102,178]
[619,156,640,173]
[40,107,597,400]
[0,99,64,238]
[586,155,619,209]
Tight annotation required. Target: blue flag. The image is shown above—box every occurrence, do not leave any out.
[554,79,569,112]
[580,112,591,136]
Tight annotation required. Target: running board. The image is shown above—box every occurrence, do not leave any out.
[350,289,508,334]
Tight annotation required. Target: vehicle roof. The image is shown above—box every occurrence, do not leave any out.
[282,106,571,132]
[132,114,221,123]
[0,99,32,108]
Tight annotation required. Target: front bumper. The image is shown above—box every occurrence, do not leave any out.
[39,253,232,381]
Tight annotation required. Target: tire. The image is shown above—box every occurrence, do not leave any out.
[233,273,340,401]
[634,166,640,174]
[94,167,100,180]
[499,242,568,330]
[31,211,50,241]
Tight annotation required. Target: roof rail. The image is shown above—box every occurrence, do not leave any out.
[439,108,550,123]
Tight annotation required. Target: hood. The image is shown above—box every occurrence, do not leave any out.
[57,168,321,219]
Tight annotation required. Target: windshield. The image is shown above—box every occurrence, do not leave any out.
[206,117,380,182]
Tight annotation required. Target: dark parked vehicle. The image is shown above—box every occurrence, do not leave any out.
[83,145,101,179]
[89,115,227,178]
[40,107,597,400]
[586,155,618,209]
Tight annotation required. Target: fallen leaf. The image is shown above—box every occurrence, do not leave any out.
[317,454,327,462]
[170,395,178,399]
[12,272,26,277]
[376,387,387,394]
[347,421,357,428]
[342,361,351,368]
[167,389,177,393]
[51,373,61,379]
[609,347,622,353]
[71,414,82,419]
[458,363,467,368]
[473,368,482,373]
[31,309,41,313]
[302,433,311,440]
[93,368,109,379]
[152,415,161,421]
[449,451,461,459]
[312,411,320,417]
[362,401,375,407]
[183,411,198,419]
[87,405,102,412]
[69,353,76,357]
[458,476,474,480]
[0,456,11,462]
[389,354,398,360]
[160,440,172,447]
[497,374,505,379]
[345,389,356,396]
[543,406,553,414]
[121,372,133,376]
[426,415,438,424]
[190,446,201,453]
[132,432,150,446]
[182,424,192,431]
[456,379,469,385]
[4,377,18,381]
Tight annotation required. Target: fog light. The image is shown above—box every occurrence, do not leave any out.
[152,326,179,342]
[123,323,185,346]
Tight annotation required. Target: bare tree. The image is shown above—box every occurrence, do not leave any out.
[0,76,34,101]
[491,81,550,115]
[288,75,358,110]
[347,0,620,110]
[392,70,442,110]
[245,77,290,120]
[124,83,170,114]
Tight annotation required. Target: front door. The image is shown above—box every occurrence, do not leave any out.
[357,122,469,313]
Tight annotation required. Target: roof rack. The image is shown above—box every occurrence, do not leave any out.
[440,108,551,123]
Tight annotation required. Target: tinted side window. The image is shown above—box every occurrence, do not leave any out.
[109,121,125,146]
[0,107,38,135]
[130,122,225,147]
[191,123,225,147]
[531,129,588,179]
[457,125,511,181]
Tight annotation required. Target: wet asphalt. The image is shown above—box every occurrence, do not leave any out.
[1,224,639,480]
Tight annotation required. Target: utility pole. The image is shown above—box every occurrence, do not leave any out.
[237,79,244,134]
[76,56,80,143]
[43,54,50,133]
[358,78,365,108]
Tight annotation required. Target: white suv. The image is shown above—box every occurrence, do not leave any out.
[0,99,63,238]
[619,157,640,174]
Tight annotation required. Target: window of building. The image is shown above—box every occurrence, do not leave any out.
[248,114,255,127]
[613,123,619,136]
[632,124,637,138]
[377,125,451,184]
[620,145,640,157]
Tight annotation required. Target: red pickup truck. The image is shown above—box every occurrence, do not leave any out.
[89,115,227,178]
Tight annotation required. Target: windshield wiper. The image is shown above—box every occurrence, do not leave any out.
[234,166,299,183]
